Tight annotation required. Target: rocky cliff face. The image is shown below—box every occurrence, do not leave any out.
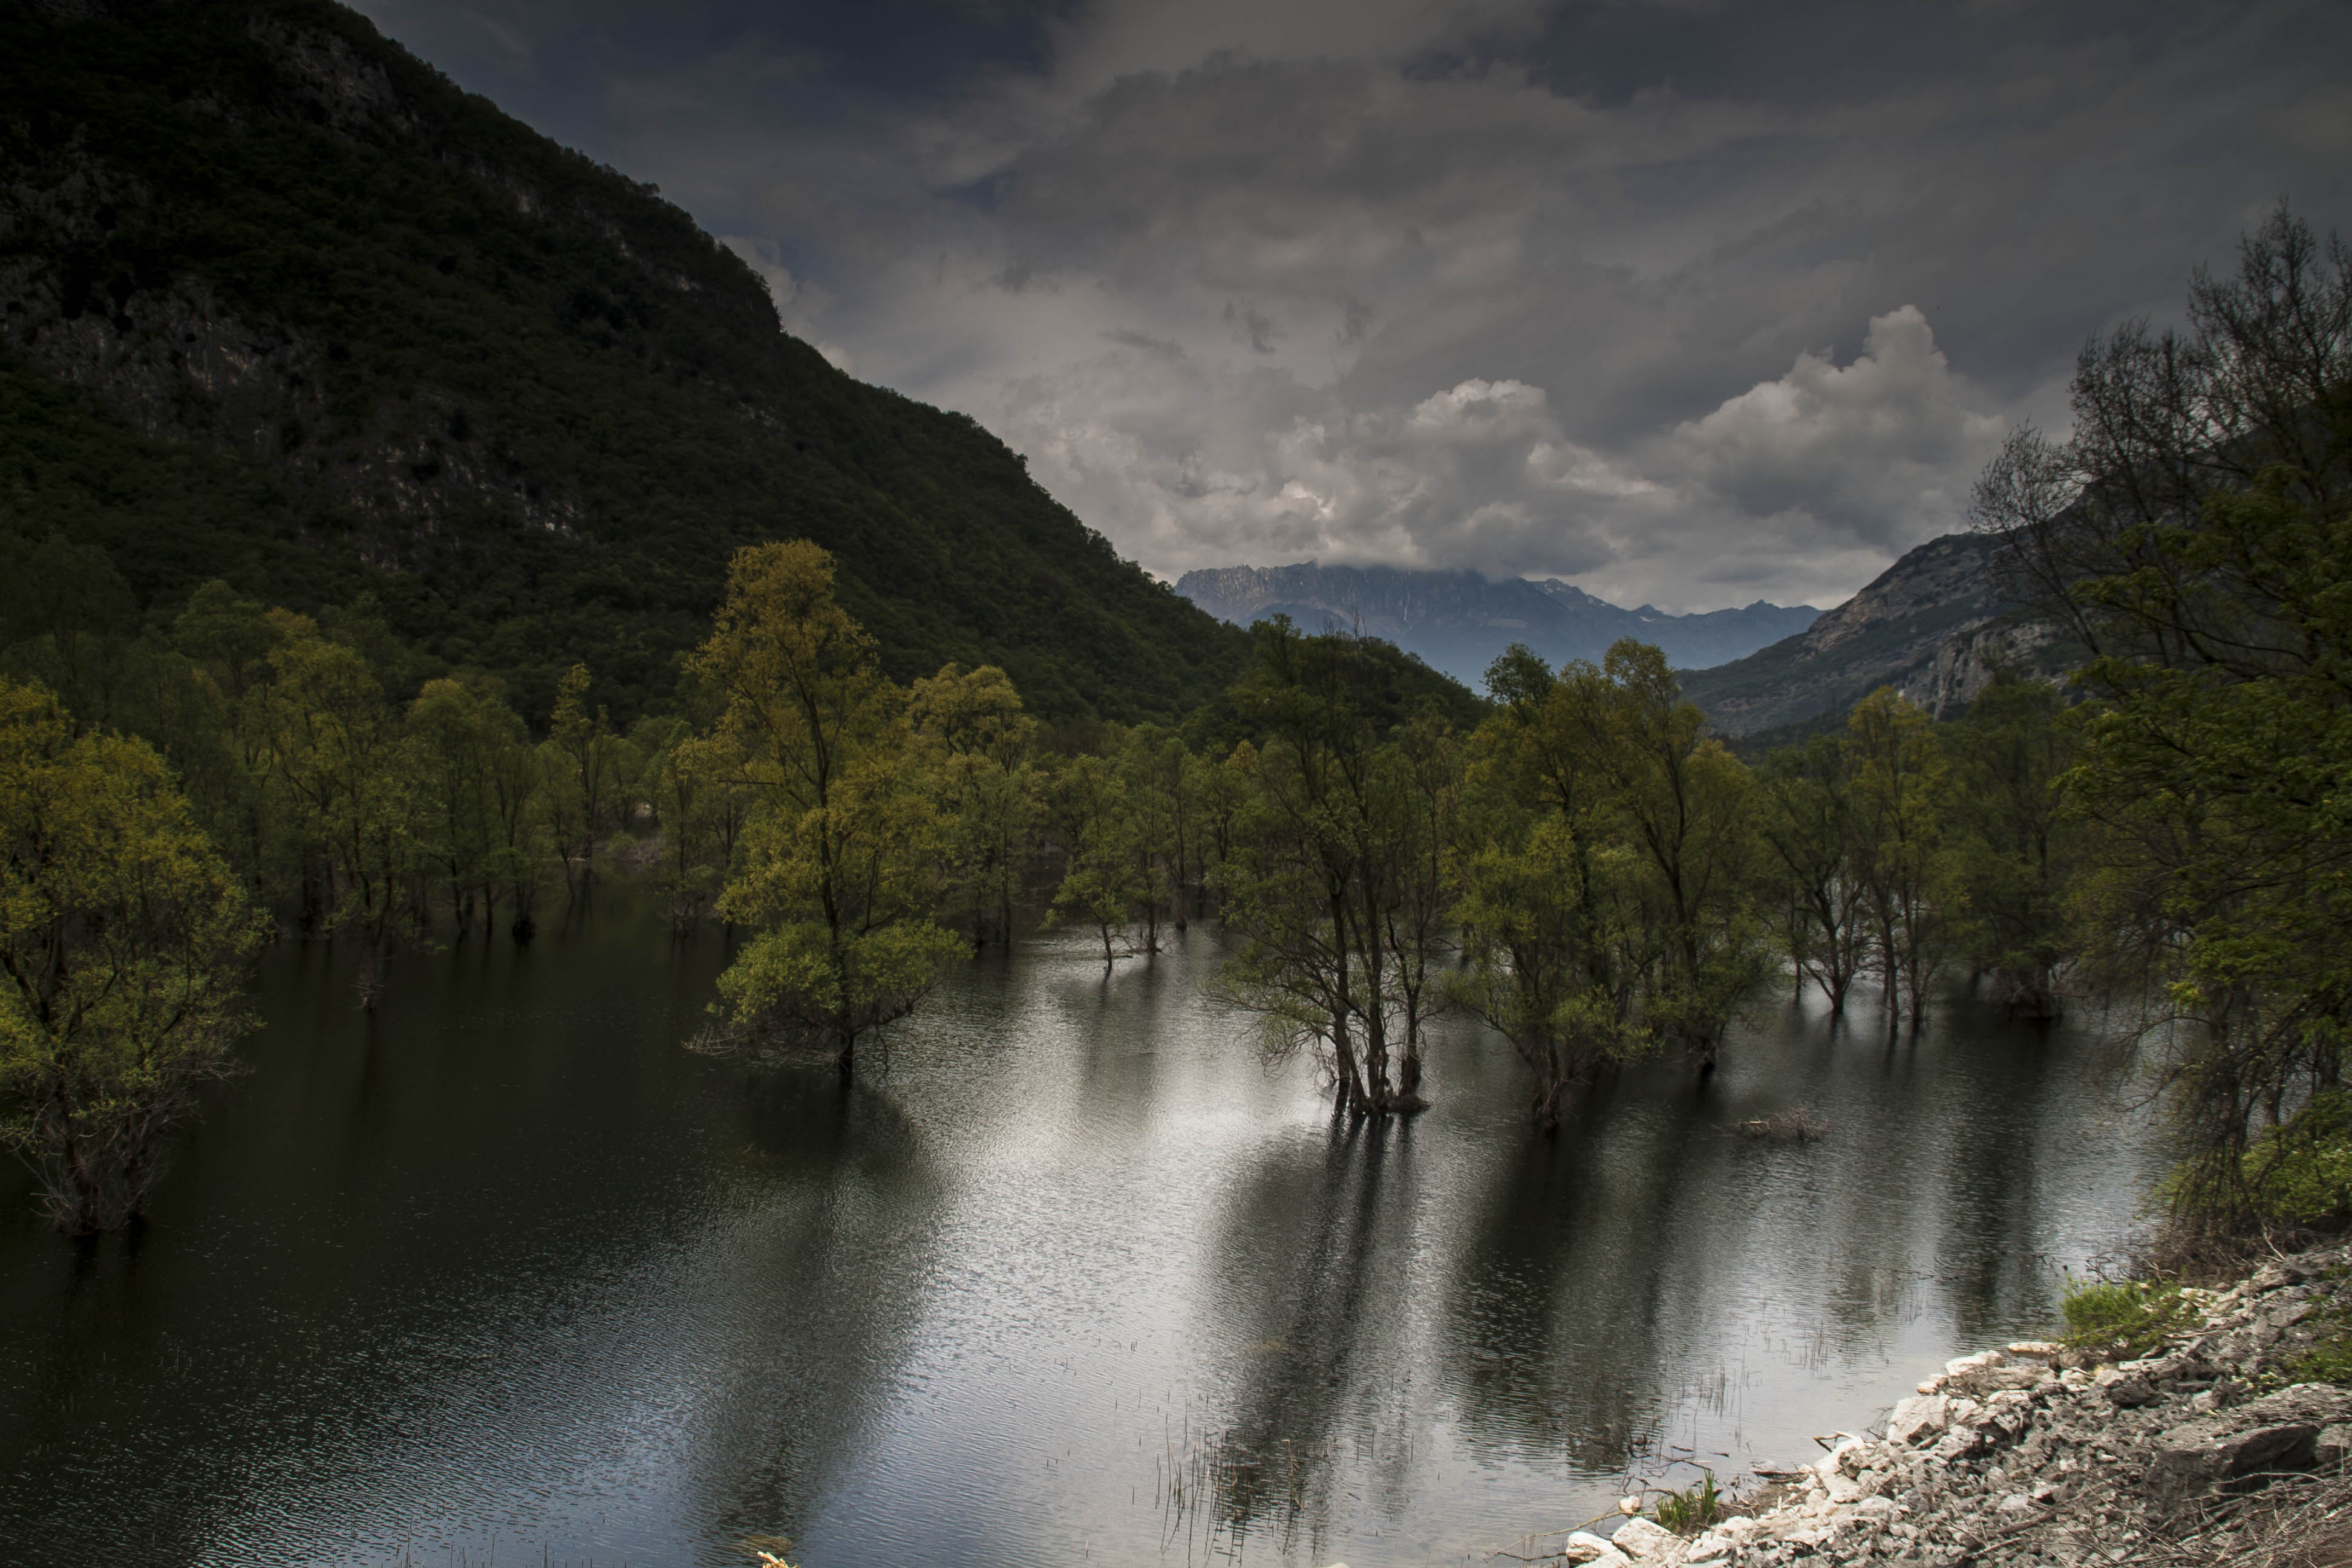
[1176,561,1818,687]
[1680,533,2070,736]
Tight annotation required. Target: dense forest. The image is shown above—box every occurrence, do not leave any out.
[0,0,1252,727]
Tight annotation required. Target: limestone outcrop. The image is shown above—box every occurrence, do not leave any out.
[1552,1244,2352,1567]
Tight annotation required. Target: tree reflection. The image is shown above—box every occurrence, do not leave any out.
[686,1064,947,1557]
[1186,1111,1420,1556]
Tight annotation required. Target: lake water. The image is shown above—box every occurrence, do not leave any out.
[0,890,2169,1567]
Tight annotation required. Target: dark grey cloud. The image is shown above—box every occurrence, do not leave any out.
[355,0,2352,609]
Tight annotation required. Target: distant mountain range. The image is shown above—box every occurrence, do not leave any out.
[1175,563,1821,687]
[1679,532,2073,737]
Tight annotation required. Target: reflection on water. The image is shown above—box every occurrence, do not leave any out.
[0,890,2167,1566]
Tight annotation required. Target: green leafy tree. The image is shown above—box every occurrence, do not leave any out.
[483,733,549,940]
[1113,727,1187,952]
[256,615,419,1005]
[1383,714,1462,1098]
[1975,206,2352,1237]
[409,678,538,936]
[1578,642,1766,1060]
[1943,676,2079,1017]
[1212,619,1450,1114]
[690,541,965,1077]
[1048,751,1149,966]
[655,731,754,934]
[540,662,630,892]
[0,678,264,1232]
[1844,688,1957,1032]
[912,664,1044,951]
[1482,640,1765,1068]
[1757,734,1870,1013]
[172,580,287,878]
[1454,814,1650,1132]
[0,531,138,727]
[1184,745,1250,920]
[1461,646,1656,1125]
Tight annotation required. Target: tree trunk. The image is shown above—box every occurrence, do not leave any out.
[1532,1047,1564,1135]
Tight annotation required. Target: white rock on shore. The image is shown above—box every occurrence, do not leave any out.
[1564,1241,2351,1567]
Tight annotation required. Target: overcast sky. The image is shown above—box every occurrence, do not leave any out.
[355,0,2351,611]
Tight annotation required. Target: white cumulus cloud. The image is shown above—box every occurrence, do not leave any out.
[999,305,2002,610]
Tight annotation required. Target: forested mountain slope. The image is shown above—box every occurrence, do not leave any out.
[0,0,1252,724]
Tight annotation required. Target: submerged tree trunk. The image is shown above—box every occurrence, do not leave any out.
[1530,1042,1566,1135]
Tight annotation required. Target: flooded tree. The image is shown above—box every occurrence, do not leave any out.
[690,542,965,1078]
[1470,640,1763,1091]
[1844,688,1956,1033]
[1459,647,1653,1129]
[409,678,537,936]
[256,615,417,1007]
[539,662,631,892]
[1047,751,1149,966]
[1757,734,1870,1014]
[1214,618,1460,1115]
[912,663,1043,952]
[0,677,264,1233]
[1942,676,2079,1018]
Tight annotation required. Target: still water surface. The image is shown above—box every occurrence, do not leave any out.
[1,891,2166,1567]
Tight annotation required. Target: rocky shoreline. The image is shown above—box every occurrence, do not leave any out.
[1549,1243,2352,1568]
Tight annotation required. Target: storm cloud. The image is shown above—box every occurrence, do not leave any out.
[356,0,2352,609]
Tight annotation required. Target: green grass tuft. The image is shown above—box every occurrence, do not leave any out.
[2059,1276,2192,1361]
[2278,1298,2352,1387]
[1654,1471,1725,1535]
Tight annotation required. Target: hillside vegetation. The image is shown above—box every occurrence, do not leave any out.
[0,0,1251,724]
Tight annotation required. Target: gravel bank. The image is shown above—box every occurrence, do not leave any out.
[1544,1243,2352,1568]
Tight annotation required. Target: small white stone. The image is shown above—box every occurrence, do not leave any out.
[1563,1531,1619,1563]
